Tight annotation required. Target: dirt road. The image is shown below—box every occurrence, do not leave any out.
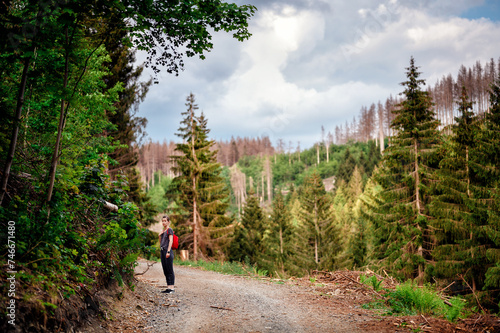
[112,258,387,333]
[85,258,499,333]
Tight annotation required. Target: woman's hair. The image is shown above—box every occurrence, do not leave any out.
[162,215,169,221]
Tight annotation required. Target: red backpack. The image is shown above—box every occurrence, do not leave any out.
[170,228,179,250]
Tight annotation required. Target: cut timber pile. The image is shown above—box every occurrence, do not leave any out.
[288,269,500,333]
[312,269,397,289]
[303,269,398,300]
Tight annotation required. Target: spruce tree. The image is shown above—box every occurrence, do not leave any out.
[170,94,231,260]
[368,57,441,282]
[366,140,381,176]
[197,112,233,257]
[349,218,368,269]
[336,148,356,184]
[228,192,264,265]
[261,192,297,274]
[299,171,338,270]
[335,166,366,269]
[429,86,486,290]
[479,73,500,297]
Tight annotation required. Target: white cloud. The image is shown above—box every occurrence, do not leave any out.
[136,0,500,148]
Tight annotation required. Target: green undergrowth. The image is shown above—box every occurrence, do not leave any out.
[170,260,471,323]
[174,258,268,277]
[360,275,467,322]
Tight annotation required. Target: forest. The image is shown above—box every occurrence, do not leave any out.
[0,0,256,331]
[0,0,499,331]
[143,57,500,314]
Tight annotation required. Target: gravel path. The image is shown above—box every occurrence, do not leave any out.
[77,258,500,333]
[133,258,369,333]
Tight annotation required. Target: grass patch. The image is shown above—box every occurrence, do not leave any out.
[385,281,466,322]
[174,258,268,277]
[358,277,467,322]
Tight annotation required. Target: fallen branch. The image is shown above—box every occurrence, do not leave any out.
[366,268,385,281]
[210,305,233,311]
[440,281,456,293]
[134,262,156,276]
[458,274,485,313]
[420,314,431,327]
[382,270,396,286]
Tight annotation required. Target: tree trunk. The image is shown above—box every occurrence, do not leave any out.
[414,140,421,213]
[46,27,71,203]
[279,227,283,255]
[414,136,426,284]
[314,200,319,264]
[46,23,103,204]
[152,156,155,187]
[193,176,198,261]
[0,58,30,205]
[46,50,69,203]
[316,144,320,166]
[466,146,470,198]
[261,173,264,203]
[266,156,272,204]
[190,101,199,261]
[379,118,384,154]
[326,143,329,163]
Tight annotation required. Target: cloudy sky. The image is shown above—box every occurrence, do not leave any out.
[135,0,500,149]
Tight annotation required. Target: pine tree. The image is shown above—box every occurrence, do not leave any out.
[169,93,231,260]
[336,148,356,184]
[366,140,381,176]
[228,192,264,265]
[429,86,486,290]
[348,218,368,269]
[197,112,233,258]
[368,57,441,282]
[479,73,500,297]
[335,166,366,269]
[299,171,338,270]
[261,192,297,274]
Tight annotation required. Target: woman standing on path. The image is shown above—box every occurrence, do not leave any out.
[159,215,175,293]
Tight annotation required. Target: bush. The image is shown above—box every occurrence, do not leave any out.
[386,281,465,321]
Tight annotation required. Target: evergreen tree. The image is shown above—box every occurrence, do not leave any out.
[347,165,364,202]
[228,193,265,265]
[299,171,338,270]
[479,73,500,299]
[429,87,487,290]
[336,148,356,184]
[197,112,233,258]
[368,57,441,282]
[103,13,150,179]
[101,12,156,227]
[366,140,381,176]
[348,218,368,269]
[335,166,366,269]
[261,192,297,274]
[169,94,231,260]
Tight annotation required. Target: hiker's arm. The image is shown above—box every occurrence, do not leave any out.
[166,234,173,258]
[167,234,173,252]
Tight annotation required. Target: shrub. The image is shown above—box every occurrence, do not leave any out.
[386,280,465,321]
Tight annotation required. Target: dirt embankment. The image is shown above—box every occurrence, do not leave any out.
[78,258,500,333]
